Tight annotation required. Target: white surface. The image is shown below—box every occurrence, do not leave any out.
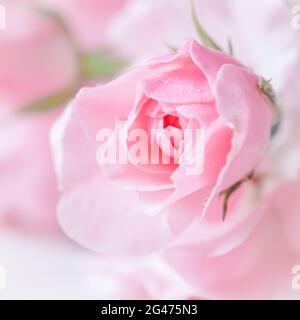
[0,226,193,300]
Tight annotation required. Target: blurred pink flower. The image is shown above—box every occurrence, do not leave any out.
[0,1,77,106]
[51,40,272,254]
[79,255,200,299]
[0,227,199,299]
[38,0,128,50]
[0,2,77,230]
[0,110,59,230]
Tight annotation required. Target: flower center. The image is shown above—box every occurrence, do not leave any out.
[156,114,183,161]
[163,114,181,130]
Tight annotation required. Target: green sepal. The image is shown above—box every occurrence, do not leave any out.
[220,172,254,221]
[22,85,78,113]
[191,0,223,51]
[80,52,127,80]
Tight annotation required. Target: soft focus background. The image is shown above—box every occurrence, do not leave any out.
[0,0,300,299]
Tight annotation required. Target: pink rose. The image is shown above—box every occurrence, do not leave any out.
[0,2,77,230]
[52,40,272,254]
[109,0,300,202]
[105,0,300,298]
[37,0,128,50]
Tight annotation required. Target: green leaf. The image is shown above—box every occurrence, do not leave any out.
[35,7,71,38]
[80,52,127,80]
[22,85,78,113]
[221,180,243,221]
[220,172,254,221]
[258,78,281,138]
[21,51,127,113]
[191,0,223,51]
[227,38,234,56]
[164,42,178,53]
[259,78,275,104]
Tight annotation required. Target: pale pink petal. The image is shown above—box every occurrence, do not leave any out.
[0,111,60,230]
[164,190,291,299]
[57,175,174,254]
[50,102,99,191]
[142,64,213,104]
[201,64,272,219]
[273,180,300,254]
[190,40,243,87]
[74,69,143,139]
